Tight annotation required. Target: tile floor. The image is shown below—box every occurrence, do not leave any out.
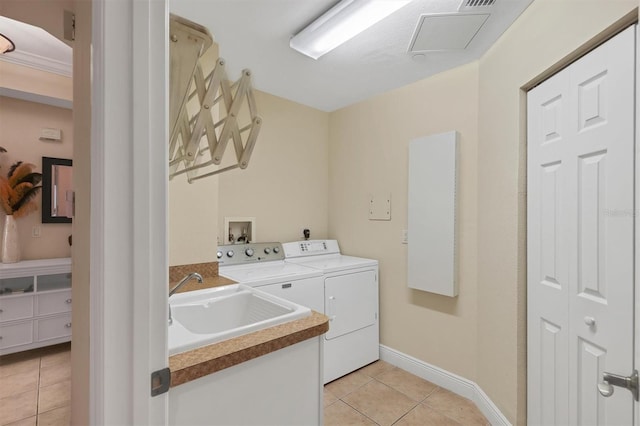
[0,344,487,426]
[0,343,71,426]
[324,361,489,426]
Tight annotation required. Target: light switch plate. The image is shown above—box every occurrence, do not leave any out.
[368,193,391,221]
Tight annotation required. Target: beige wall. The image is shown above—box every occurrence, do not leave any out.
[476,2,637,423]
[0,8,74,261]
[168,43,220,266]
[2,2,86,424]
[0,0,75,47]
[0,96,73,260]
[169,171,219,265]
[218,90,329,244]
[170,89,329,263]
[329,62,479,380]
[327,2,638,424]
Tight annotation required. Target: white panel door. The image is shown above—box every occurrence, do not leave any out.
[528,57,571,426]
[528,25,636,426]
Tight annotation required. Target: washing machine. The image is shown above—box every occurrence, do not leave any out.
[217,242,325,315]
[283,240,379,383]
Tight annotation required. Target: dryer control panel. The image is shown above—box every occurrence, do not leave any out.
[217,242,284,265]
[283,240,340,258]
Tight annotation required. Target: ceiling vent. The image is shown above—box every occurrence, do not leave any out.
[408,13,490,53]
[458,0,496,11]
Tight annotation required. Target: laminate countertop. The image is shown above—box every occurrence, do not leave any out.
[169,310,329,387]
[170,275,237,294]
[167,261,329,387]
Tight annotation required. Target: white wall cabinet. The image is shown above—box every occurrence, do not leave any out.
[0,258,72,355]
[408,131,459,297]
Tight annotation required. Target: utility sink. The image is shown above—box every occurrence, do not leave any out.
[168,284,311,356]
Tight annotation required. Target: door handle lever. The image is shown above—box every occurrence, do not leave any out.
[598,370,639,401]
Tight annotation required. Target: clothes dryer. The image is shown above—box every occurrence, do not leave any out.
[283,240,379,383]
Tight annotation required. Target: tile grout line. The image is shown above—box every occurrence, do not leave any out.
[338,397,381,426]
[374,375,441,405]
[389,404,420,426]
[326,363,428,426]
[412,387,458,423]
[391,383,468,426]
[0,344,71,426]
[329,372,377,424]
[352,370,473,425]
[379,366,489,425]
[421,388,484,426]
[326,373,374,400]
[325,361,487,426]
[341,378,420,426]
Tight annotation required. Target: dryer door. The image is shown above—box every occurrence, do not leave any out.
[325,270,377,340]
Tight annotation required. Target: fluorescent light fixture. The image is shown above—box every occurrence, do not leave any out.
[290,0,412,60]
[0,33,15,54]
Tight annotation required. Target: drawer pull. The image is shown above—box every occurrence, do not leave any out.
[0,309,3,313]
[65,323,72,328]
[282,283,292,289]
[65,299,72,304]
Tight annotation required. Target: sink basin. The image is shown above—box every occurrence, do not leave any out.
[168,284,311,355]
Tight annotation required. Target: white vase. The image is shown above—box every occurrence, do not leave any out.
[1,215,20,263]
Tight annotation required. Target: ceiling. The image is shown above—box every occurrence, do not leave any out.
[170,0,533,112]
[1,1,533,111]
[0,15,72,77]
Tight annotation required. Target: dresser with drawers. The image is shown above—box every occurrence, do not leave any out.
[0,258,72,355]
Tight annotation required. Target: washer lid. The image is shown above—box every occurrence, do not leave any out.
[220,261,322,286]
[286,254,377,273]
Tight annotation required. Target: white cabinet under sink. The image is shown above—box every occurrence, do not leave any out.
[0,258,72,355]
[169,336,323,426]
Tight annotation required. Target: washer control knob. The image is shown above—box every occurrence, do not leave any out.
[273,247,280,254]
[245,248,255,257]
[264,248,271,254]
[217,251,223,259]
[226,250,235,258]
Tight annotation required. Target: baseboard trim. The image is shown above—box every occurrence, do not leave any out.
[379,345,511,426]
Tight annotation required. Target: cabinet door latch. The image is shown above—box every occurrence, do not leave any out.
[151,367,171,396]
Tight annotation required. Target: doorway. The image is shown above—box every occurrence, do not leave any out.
[527,25,636,425]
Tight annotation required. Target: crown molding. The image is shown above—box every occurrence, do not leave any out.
[0,50,72,77]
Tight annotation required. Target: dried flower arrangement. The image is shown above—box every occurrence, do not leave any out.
[0,162,43,218]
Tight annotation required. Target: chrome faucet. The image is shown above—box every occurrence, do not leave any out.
[168,272,203,324]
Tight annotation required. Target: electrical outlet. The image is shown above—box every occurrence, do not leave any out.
[401,229,408,244]
[32,226,41,238]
